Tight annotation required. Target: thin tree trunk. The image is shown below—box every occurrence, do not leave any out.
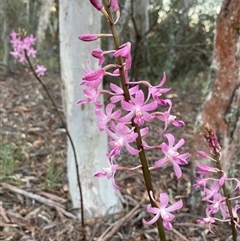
[1,0,9,74]
[37,0,54,49]
[131,0,149,80]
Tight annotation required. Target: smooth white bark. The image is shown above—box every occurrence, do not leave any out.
[59,0,121,219]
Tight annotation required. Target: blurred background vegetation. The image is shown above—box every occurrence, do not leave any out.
[1,0,222,85]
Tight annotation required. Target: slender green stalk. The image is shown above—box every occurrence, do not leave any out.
[215,153,237,241]
[24,51,86,239]
[103,2,166,240]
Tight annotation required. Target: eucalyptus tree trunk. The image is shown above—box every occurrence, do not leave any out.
[26,0,30,26]
[190,0,240,213]
[131,0,149,80]
[59,0,121,219]
[36,0,54,49]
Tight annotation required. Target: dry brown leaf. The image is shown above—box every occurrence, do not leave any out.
[11,106,28,113]
[32,139,44,148]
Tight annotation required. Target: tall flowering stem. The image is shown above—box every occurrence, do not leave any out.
[9,29,85,238]
[195,123,239,240]
[80,1,188,239]
[103,1,166,239]
[203,124,237,240]
[24,52,85,233]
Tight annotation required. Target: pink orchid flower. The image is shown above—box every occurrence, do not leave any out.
[120,90,158,126]
[91,48,105,65]
[154,133,189,179]
[95,103,121,131]
[127,72,170,105]
[197,216,216,234]
[106,123,139,155]
[93,155,121,190]
[147,72,171,105]
[143,191,183,230]
[113,42,132,68]
[35,64,47,77]
[91,48,115,66]
[202,182,221,202]
[76,88,102,109]
[155,99,184,133]
[205,194,227,216]
[10,30,37,63]
[81,63,118,89]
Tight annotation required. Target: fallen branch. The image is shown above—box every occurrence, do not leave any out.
[1,182,77,219]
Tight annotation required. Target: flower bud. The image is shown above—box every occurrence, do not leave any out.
[89,0,103,11]
[78,34,98,42]
[197,151,208,158]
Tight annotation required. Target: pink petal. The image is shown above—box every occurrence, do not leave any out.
[141,101,158,111]
[154,157,168,168]
[164,133,175,147]
[118,111,134,123]
[166,199,183,212]
[135,90,145,106]
[173,138,185,150]
[142,212,161,225]
[121,100,134,111]
[146,205,161,214]
[172,162,182,179]
[110,83,123,93]
[125,143,140,155]
[159,193,169,208]
[163,220,173,230]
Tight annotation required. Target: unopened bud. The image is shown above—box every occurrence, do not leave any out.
[78,34,98,42]
[89,0,103,11]
[78,33,113,42]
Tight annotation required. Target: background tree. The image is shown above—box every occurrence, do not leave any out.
[131,0,149,80]
[1,0,10,74]
[36,0,55,49]
[59,0,122,219]
[191,0,240,214]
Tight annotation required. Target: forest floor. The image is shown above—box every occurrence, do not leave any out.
[0,70,237,241]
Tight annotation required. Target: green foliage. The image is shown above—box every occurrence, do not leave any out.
[0,142,21,180]
[146,0,220,83]
[101,0,221,86]
[44,154,62,190]
[3,0,222,85]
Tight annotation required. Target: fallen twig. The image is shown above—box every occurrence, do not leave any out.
[1,182,77,219]
[0,202,10,223]
[172,228,191,241]
[38,191,67,204]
